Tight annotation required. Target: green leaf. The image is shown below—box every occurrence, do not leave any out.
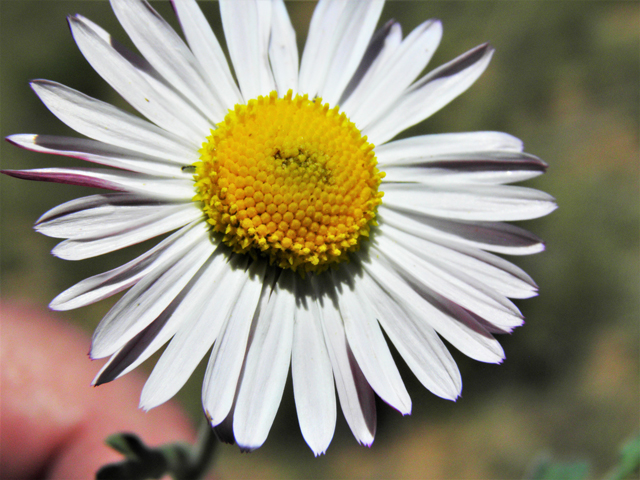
[104,433,149,458]
[96,423,217,480]
[528,457,590,480]
[97,433,169,480]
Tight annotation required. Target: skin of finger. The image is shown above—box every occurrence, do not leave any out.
[0,302,198,480]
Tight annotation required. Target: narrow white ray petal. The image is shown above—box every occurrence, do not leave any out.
[124,255,231,387]
[234,270,296,451]
[257,0,276,93]
[76,13,220,141]
[93,274,200,386]
[332,267,411,415]
[269,0,299,96]
[338,20,402,112]
[172,0,243,109]
[368,246,505,363]
[36,199,194,240]
[69,15,210,142]
[50,208,201,261]
[291,277,336,456]
[382,163,544,185]
[378,227,529,318]
[380,151,548,185]
[203,259,268,426]
[6,135,187,179]
[346,19,443,129]
[355,261,462,400]
[298,0,349,98]
[310,275,376,446]
[140,250,235,410]
[49,220,204,310]
[374,235,523,330]
[73,14,217,132]
[36,193,161,230]
[110,0,225,122]
[364,44,494,146]
[319,0,385,106]
[52,204,201,260]
[3,168,194,201]
[378,220,538,299]
[382,168,527,186]
[378,205,545,256]
[382,182,557,221]
[31,80,197,162]
[90,224,214,359]
[220,0,275,100]
[375,132,524,166]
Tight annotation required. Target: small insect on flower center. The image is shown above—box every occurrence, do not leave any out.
[194,90,384,273]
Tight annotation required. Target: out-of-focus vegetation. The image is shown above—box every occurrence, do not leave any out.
[1,1,638,478]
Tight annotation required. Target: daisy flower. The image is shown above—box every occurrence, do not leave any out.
[3,0,556,455]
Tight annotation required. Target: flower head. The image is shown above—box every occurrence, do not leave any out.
[4,0,556,455]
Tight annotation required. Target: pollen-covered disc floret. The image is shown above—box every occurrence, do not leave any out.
[194,90,384,273]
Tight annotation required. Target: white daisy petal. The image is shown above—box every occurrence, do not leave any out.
[49,220,205,311]
[319,0,385,106]
[382,182,557,221]
[378,220,538,299]
[355,263,462,400]
[35,195,193,240]
[46,202,199,260]
[3,168,194,201]
[6,134,187,179]
[202,259,267,427]
[374,235,524,331]
[69,14,210,142]
[36,193,159,231]
[338,20,402,109]
[93,283,193,387]
[364,43,494,145]
[140,249,234,410]
[333,267,411,415]
[90,223,214,359]
[172,0,243,109]
[383,166,540,186]
[220,0,275,100]
[30,80,197,162]
[378,205,545,256]
[311,275,377,447]
[298,0,349,98]
[376,132,524,166]
[381,151,548,185]
[51,204,200,260]
[269,0,299,96]
[234,269,296,451]
[364,254,504,364]
[291,277,337,456]
[72,14,217,137]
[345,19,443,129]
[110,0,225,123]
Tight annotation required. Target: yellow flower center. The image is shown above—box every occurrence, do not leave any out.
[194,90,384,273]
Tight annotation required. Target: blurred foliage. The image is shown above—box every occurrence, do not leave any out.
[607,433,640,480]
[97,426,216,480]
[1,1,638,479]
[526,432,640,480]
[528,458,591,480]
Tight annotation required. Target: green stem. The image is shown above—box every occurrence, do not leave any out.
[175,421,218,480]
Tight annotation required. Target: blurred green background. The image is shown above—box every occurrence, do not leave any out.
[1,1,638,478]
